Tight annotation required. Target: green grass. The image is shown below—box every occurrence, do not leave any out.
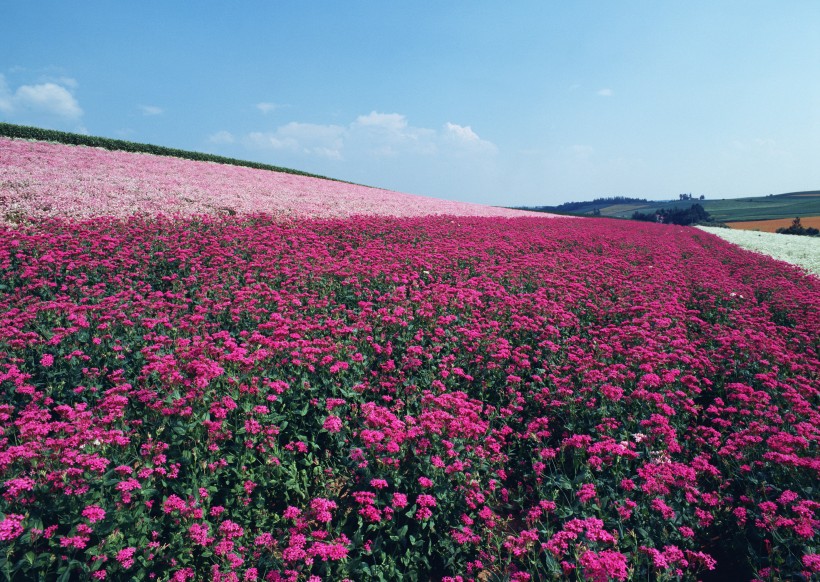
[522,192,820,222]
[701,192,820,221]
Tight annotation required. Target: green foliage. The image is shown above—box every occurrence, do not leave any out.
[776,217,820,237]
[632,204,711,226]
[524,196,650,214]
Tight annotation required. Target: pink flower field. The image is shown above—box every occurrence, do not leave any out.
[0,138,539,223]
[0,138,819,581]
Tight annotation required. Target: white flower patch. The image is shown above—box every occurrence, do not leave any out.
[697,226,820,278]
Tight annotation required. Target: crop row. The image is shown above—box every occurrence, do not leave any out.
[0,214,818,581]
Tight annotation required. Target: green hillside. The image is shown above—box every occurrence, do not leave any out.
[522,191,820,222]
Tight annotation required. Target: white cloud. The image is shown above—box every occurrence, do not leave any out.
[353,111,408,131]
[14,82,83,118]
[443,122,498,153]
[138,105,164,116]
[256,102,281,114]
[248,122,346,159]
[208,130,236,144]
[56,76,78,89]
[0,74,83,120]
[350,111,438,157]
[242,112,497,162]
[597,88,613,97]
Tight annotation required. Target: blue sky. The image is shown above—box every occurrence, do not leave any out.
[2,1,819,206]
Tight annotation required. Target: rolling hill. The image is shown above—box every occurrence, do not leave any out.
[522,191,820,223]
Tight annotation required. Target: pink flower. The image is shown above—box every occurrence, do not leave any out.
[580,550,629,581]
[415,507,433,520]
[651,498,676,520]
[116,547,136,569]
[189,522,211,546]
[323,415,343,433]
[283,506,301,520]
[60,535,89,550]
[40,354,54,367]
[0,514,24,541]
[311,497,337,523]
[803,554,820,573]
[417,494,437,507]
[218,520,244,539]
[577,483,597,503]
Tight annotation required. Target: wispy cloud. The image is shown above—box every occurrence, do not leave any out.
[256,102,281,114]
[443,122,498,154]
[0,74,83,119]
[597,88,613,97]
[249,122,346,159]
[729,137,790,159]
[207,130,236,145]
[138,104,164,116]
[242,112,497,161]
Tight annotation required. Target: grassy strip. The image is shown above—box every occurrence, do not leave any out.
[0,121,343,183]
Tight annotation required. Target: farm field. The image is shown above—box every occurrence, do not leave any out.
[697,226,820,278]
[530,191,820,223]
[1,138,819,581]
[727,216,820,233]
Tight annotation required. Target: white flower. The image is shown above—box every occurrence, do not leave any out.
[697,226,820,278]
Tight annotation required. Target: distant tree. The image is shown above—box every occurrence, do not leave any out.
[631,210,655,222]
[776,217,820,237]
[632,204,711,226]
[533,196,650,214]
[699,194,705,200]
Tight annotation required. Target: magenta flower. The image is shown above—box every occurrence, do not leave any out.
[323,415,343,433]
[82,504,106,523]
[0,514,24,541]
[577,483,598,504]
[116,547,136,569]
[189,523,212,546]
[580,550,629,581]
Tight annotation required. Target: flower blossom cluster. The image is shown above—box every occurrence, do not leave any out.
[0,137,544,223]
[0,172,818,579]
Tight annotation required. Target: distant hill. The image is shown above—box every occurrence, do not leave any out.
[519,191,820,223]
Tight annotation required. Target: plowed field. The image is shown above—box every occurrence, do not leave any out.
[727,216,820,232]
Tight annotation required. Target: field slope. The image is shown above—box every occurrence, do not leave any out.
[0,136,541,223]
[0,133,818,581]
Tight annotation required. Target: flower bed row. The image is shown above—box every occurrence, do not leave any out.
[0,137,538,224]
[0,214,818,581]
